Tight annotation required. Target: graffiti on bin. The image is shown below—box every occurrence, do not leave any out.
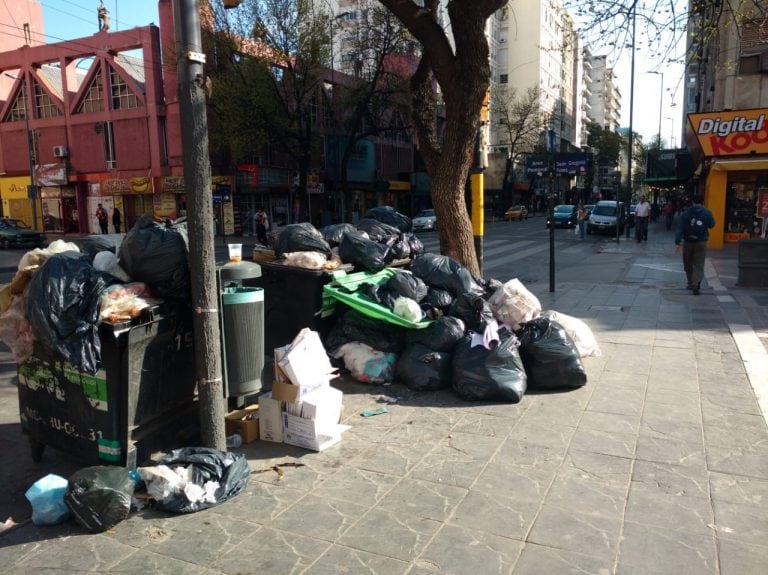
[18,360,108,411]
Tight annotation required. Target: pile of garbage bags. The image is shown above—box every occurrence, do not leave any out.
[270,206,424,272]
[0,214,189,374]
[325,252,601,404]
[24,447,250,532]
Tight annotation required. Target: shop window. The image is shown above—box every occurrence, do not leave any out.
[726,176,764,236]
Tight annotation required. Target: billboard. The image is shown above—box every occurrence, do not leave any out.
[688,108,768,157]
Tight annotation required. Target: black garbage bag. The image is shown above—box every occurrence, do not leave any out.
[389,236,411,260]
[452,333,527,403]
[153,447,250,514]
[325,307,406,354]
[387,270,428,302]
[363,206,413,233]
[26,252,116,374]
[356,218,401,243]
[118,214,190,302]
[273,222,332,258]
[396,343,451,391]
[64,466,135,533]
[338,231,392,272]
[516,317,587,390]
[448,293,495,333]
[406,316,465,352]
[422,287,454,312]
[358,282,398,310]
[406,233,424,257]
[70,234,125,260]
[320,223,357,248]
[411,253,484,297]
[481,277,504,299]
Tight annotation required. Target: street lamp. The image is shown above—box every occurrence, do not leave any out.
[648,71,664,150]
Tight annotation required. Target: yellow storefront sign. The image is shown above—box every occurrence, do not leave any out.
[688,108,768,157]
[0,176,32,199]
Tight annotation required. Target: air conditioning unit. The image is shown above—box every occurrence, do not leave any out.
[106,160,118,170]
[53,145,68,157]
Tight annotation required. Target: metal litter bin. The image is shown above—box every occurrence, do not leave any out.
[17,306,197,467]
[218,262,264,406]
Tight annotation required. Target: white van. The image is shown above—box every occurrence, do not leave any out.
[587,201,626,235]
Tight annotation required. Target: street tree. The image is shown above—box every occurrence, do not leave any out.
[206,0,334,209]
[377,0,506,277]
[326,2,415,214]
[491,86,544,196]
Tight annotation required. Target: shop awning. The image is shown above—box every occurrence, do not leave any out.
[710,157,768,171]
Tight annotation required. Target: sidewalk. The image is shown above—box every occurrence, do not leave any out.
[2,221,768,574]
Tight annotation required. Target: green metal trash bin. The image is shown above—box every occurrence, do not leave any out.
[220,286,265,401]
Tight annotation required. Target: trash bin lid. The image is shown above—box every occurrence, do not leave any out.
[219,261,261,282]
[222,286,263,305]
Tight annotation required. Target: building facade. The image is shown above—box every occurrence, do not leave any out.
[684,0,768,248]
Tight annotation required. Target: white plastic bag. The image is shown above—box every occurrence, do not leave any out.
[488,278,541,330]
[283,251,327,270]
[332,342,397,384]
[541,310,602,357]
[393,296,422,323]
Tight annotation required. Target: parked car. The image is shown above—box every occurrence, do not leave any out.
[546,205,578,228]
[0,218,47,249]
[504,205,529,221]
[585,204,596,218]
[412,209,437,231]
[627,204,637,228]
[587,201,626,235]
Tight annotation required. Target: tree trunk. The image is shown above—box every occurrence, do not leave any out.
[176,0,225,451]
[378,0,505,278]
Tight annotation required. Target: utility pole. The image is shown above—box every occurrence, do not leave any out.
[175,0,225,450]
[470,88,490,275]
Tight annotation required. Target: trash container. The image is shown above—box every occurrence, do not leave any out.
[257,261,337,357]
[17,306,197,468]
[218,262,264,405]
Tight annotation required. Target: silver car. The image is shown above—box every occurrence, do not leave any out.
[412,209,437,231]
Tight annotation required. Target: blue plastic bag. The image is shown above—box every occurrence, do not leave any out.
[25,474,71,525]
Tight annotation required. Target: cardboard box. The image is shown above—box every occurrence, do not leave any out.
[258,393,284,443]
[224,405,260,444]
[271,378,329,403]
[282,413,350,452]
[276,328,336,389]
[284,386,343,427]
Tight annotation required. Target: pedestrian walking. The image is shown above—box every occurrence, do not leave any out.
[662,202,675,230]
[634,195,651,242]
[675,194,716,295]
[112,206,122,234]
[576,203,587,239]
[254,206,268,245]
[96,203,108,234]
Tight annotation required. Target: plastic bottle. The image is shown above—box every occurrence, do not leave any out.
[226,434,242,448]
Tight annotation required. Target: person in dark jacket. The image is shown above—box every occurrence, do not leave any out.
[675,194,716,295]
[112,207,122,233]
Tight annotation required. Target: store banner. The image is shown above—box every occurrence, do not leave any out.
[688,108,768,157]
[35,163,68,186]
[0,176,31,200]
[103,176,153,195]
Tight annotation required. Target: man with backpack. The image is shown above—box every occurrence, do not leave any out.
[675,195,716,295]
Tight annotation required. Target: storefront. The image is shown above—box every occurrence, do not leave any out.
[687,108,768,248]
[0,176,36,227]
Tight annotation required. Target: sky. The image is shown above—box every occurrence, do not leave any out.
[39,0,684,146]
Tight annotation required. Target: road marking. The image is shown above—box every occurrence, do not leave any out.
[705,258,726,292]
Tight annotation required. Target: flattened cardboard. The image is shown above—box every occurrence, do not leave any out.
[258,393,284,443]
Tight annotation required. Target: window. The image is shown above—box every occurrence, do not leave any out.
[77,71,104,113]
[6,84,28,122]
[500,74,508,84]
[34,81,62,118]
[103,121,116,165]
[110,69,141,110]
